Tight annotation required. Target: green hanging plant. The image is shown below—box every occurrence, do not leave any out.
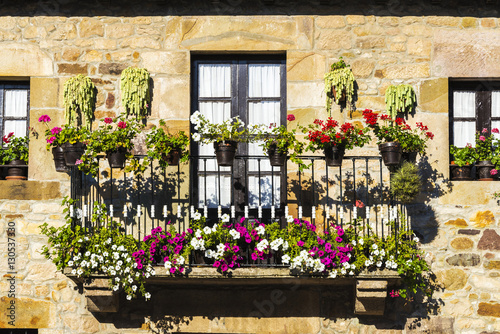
[385,84,416,119]
[324,57,355,114]
[120,67,151,119]
[63,75,96,129]
[391,161,422,204]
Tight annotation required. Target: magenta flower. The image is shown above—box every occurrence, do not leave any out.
[117,121,127,129]
[491,169,498,176]
[482,128,488,134]
[169,267,176,274]
[47,136,56,144]
[221,263,228,272]
[335,236,343,243]
[104,117,113,124]
[251,253,258,261]
[137,263,143,269]
[479,135,486,141]
[287,114,295,121]
[38,115,51,123]
[297,240,305,247]
[389,289,400,298]
[493,128,499,134]
[75,159,83,165]
[51,127,62,135]
[213,260,221,268]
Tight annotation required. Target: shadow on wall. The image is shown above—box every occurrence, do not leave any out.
[90,280,444,333]
[1,0,499,17]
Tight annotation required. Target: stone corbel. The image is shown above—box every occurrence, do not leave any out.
[354,278,388,316]
[83,278,119,313]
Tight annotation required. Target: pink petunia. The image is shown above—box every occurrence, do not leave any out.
[297,240,305,247]
[287,114,295,121]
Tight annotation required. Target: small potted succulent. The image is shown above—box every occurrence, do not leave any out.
[2,132,29,180]
[146,120,190,169]
[324,57,355,113]
[190,111,256,166]
[80,116,144,176]
[255,114,306,169]
[449,143,476,180]
[301,117,370,166]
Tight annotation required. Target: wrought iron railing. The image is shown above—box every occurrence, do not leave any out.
[69,154,409,264]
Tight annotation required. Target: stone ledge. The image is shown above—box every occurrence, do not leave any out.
[0,180,62,200]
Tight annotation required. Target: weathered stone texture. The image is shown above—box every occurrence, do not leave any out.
[0,297,55,328]
[478,230,500,251]
[436,269,467,291]
[450,237,474,250]
[470,211,495,228]
[478,302,500,317]
[446,254,480,266]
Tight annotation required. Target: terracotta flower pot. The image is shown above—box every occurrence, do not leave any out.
[214,141,237,166]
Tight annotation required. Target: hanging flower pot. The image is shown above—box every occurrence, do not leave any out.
[5,160,27,180]
[52,146,68,172]
[450,163,473,180]
[214,141,237,167]
[162,148,181,166]
[476,160,495,181]
[332,86,346,103]
[63,142,85,166]
[379,142,402,167]
[401,151,418,164]
[106,147,128,169]
[267,143,287,167]
[324,143,346,167]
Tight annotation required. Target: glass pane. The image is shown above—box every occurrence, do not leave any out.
[248,64,280,98]
[4,89,28,117]
[453,121,475,147]
[492,121,500,140]
[453,91,475,118]
[198,64,231,98]
[248,175,280,208]
[4,120,26,137]
[492,91,500,118]
[248,101,280,128]
[198,175,231,208]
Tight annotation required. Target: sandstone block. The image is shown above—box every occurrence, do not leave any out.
[470,211,495,228]
[450,237,474,250]
[435,268,467,291]
[62,47,80,61]
[57,63,87,75]
[120,36,161,49]
[105,92,115,109]
[98,63,127,75]
[151,76,190,120]
[0,181,62,200]
[23,26,47,39]
[485,260,500,270]
[407,37,432,57]
[419,78,448,114]
[48,23,77,40]
[355,96,385,111]
[481,18,497,28]
[316,29,352,50]
[355,37,385,49]
[478,230,500,251]
[426,16,460,27]
[316,16,346,29]
[470,274,500,292]
[402,24,433,37]
[346,15,366,25]
[287,52,326,81]
[478,302,500,317]
[106,23,134,39]
[380,64,429,79]
[445,218,467,227]
[82,50,103,62]
[29,78,60,109]
[458,229,480,235]
[377,17,399,27]
[0,297,55,328]
[405,317,454,333]
[461,17,478,28]
[442,298,474,317]
[80,18,104,38]
[351,59,375,78]
[94,38,118,50]
[26,262,58,282]
[141,51,189,75]
[287,81,324,108]
[0,43,53,76]
[446,254,480,266]
[353,24,385,37]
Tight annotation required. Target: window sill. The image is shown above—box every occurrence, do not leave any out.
[0,180,62,200]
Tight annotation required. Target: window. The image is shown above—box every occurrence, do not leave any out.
[449,79,500,148]
[0,81,30,146]
[191,55,286,218]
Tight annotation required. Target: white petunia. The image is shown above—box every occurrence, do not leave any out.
[144,292,151,300]
[255,225,265,235]
[221,213,230,223]
[192,133,201,142]
[126,295,132,301]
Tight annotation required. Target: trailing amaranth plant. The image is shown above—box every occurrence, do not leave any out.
[324,57,355,113]
[120,67,151,119]
[385,84,416,118]
[63,74,96,129]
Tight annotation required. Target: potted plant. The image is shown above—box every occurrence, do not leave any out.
[2,132,29,180]
[385,84,417,119]
[190,111,255,166]
[396,121,434,162]
[57,126,89,167]
[449,143,476,180]
[81,116,144,176]
[38,114,68,172]
[475,128,498,180]
[146,120,190,169]
[324,57,355,113]
[255,114,306,169]
[63,74,96,129]
[300,117,370,166]
[390,161,422,203]
[120,67,151,120]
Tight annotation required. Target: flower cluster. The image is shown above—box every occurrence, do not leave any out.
[363,109,434,154]
[301,117,370,151]
[190,111,256,144]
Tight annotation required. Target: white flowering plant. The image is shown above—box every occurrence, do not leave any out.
[190,111,258,144]
[40,198,151,301]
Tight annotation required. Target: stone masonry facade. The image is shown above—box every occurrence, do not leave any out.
[0,1,500,333]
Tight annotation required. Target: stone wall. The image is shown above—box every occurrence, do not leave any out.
[0,4,499,333]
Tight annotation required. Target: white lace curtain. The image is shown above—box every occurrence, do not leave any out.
[453,91,475,147]
[3,89,28,137]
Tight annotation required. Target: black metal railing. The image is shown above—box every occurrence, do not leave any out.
[69,154,409,264]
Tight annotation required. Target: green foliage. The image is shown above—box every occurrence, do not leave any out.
[58,126,89,145]
[475,128,496,161]
[391,162,422,203]
[2,133,30,164]
[385,84,416,119]
[146,120,190,170]
[63,75,96,129]
[324,58,355,113]
[450,144,476,167]
[120,67,151,119]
